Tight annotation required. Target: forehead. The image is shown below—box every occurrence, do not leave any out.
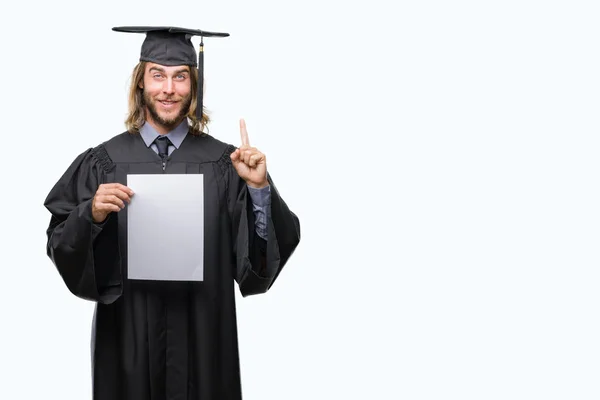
[145,62,191,73]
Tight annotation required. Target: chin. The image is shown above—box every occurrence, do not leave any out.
[160,112,180,122]
[165,116,186,127]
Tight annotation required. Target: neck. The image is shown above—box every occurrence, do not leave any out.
[145,120,171,135]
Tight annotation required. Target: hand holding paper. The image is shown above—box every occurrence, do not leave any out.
[92,183,135,223]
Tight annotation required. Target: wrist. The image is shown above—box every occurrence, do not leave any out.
[247,182,268,189]
[92,211,108,224]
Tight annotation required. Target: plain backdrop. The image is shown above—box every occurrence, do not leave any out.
[1,0,600,399]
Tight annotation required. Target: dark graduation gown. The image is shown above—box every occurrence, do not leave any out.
[43,131,301,400]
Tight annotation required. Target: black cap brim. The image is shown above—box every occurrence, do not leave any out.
[112,26,230,38]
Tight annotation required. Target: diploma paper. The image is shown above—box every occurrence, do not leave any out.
[126,174,204,281]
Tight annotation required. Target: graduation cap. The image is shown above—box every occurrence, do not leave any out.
[112,26,230,120]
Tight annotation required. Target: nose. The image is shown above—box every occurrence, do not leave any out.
[163,78,175,95]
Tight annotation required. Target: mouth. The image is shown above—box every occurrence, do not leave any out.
[158,100,179,109]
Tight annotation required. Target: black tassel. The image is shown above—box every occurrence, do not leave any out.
[196,37,204,120]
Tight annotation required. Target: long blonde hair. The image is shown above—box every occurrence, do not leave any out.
[125,61,210,135]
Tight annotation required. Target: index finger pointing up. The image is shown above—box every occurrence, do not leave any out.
[240,118,250,146]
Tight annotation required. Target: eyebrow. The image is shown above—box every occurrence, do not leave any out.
[149,67,190,75]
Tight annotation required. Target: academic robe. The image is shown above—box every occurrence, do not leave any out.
[43,130,300,400]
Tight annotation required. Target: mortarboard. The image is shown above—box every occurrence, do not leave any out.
[112,26,230,120]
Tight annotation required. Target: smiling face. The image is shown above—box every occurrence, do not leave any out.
[140,62,193,133]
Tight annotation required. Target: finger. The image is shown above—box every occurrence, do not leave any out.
[101,183,134,196]
[238,144,251,156]
[230,149,240,161]
[108,183,134,195]
[240,118,250,146]
[248,153,264,167]
[241,147,258,164]
[101,194,126,209]
[97,203,121,213]
[98,194,125,209]
[102,188,132,203]
[242,149,254,164]
[248,154,258,167]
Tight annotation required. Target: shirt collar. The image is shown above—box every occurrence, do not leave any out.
[139,119,189,149]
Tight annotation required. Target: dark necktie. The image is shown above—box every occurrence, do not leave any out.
[155,136,172,159]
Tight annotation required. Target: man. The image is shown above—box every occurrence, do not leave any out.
[43,26,301,400]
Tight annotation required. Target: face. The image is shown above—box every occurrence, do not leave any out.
[140,63,192,132]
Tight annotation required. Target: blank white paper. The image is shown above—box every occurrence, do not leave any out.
[126,174,204,281]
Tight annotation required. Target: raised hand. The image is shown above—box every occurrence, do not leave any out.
[230,119,268,188]
[91,183,134,223]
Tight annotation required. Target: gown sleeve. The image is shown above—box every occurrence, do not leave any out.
[224,146,301,297]
[43,147,122,304]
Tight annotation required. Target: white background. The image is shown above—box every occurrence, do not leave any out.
[1,0,599,399]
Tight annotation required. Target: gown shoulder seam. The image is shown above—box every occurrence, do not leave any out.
[90,143,116,173]
[216,144,236,175]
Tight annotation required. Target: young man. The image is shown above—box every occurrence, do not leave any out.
[43,26,301,400]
